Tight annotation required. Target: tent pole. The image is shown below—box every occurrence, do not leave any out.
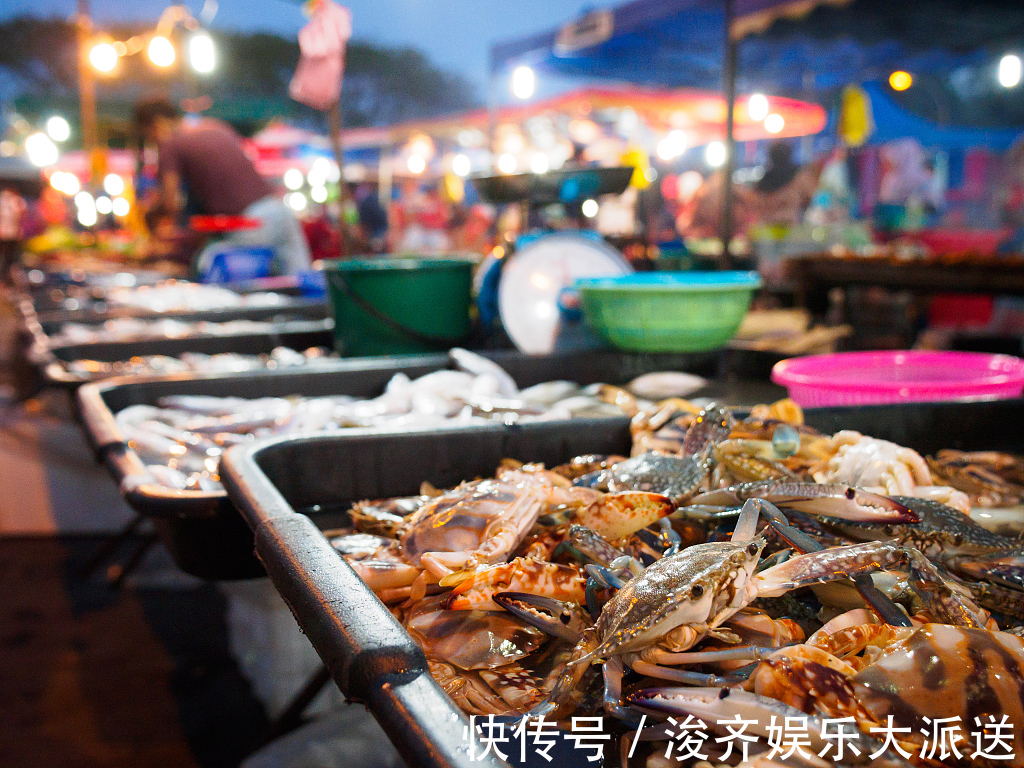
[328,101,352,257]
[720,0,737,268]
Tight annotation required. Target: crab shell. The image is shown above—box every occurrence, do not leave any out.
[851,624,1024,761]
[588,538,765,660]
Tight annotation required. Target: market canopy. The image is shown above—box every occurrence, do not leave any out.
[342,85,826,150]
[844,81,1020,151]
[490,0,1022,95]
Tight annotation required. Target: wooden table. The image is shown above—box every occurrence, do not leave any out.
[791,254,1024,310]
[789,254,1024,348]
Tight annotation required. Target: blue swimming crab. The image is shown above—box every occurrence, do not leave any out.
[804,495,1024,621]
[501,498,986,720]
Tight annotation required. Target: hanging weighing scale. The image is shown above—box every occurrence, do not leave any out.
[471,166,636,354]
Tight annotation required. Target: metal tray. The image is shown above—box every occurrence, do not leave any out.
[76,349,766,579]
[218,397,1024,768]
[36,298,329,336]
[41,321,336,387]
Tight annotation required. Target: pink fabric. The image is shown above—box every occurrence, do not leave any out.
[289,1,352,111]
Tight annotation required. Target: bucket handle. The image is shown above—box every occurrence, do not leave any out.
[331,270,477,350]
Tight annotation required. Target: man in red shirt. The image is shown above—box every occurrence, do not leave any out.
[134,98,311,276]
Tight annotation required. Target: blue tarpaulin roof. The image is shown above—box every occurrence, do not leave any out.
[490,0,1009,95]
[844,81,1020,151]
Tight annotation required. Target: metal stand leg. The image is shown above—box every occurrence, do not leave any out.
[107,532,160,590]
[79,513,147,579]
[265,665,333,742]
[79,514,159,589]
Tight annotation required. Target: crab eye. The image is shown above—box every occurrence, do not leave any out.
[690,584,705,599]
[559,611,572,625]
[746,542,760,556]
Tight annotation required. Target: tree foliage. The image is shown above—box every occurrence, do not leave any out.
[0,16,479,138]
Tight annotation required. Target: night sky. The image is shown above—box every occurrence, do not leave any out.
[0,0,597,95]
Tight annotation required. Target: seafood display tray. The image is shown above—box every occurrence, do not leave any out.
[17,285,334,388]
[40,321,337,387]
[32,296,329,327]
[218,397,1024,768]
[77,349,730,579]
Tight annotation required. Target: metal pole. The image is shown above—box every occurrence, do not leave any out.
[76,0,98,156]
[328,101,351,256]
[720,0,737,268]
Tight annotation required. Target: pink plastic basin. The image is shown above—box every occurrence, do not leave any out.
[771,350,1024,407]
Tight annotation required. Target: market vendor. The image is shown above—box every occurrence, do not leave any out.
[133,98,311,276]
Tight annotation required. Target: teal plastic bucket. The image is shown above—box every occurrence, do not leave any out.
[322,257,474,356]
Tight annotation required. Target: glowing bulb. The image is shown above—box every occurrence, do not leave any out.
[112,197,130,217]
[148,36,176,67]
[530,153,549,174]
[95,196,113,215]
[999,54,1022,88]
[407,155,426,174]
[451,153,471,177]
[511,65,535,99]
[747,94,769,122]
[50,172,80,196]
[764,114,785,134]
[307,157,331,187]
[89,42,118,73]
[497,153,517,174]
[581,199,598,218]
[75,192,97,227]
[286,192,307,211]
[283,168,304,190]
[310,186,328,203]
[25,132,58,167]
[103,174,125,196]
[46,116,70,142]
[189,33,215,74]
[889,71,912,91]
[656,130,688,161]
[705,141,726,167]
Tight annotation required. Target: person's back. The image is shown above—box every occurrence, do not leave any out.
[159,119,271,216]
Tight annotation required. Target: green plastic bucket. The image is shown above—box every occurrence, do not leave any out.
[322,257,474,356]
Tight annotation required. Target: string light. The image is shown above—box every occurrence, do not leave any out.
[511,66,535,99]
[889,71,913,91]
[148,36,176,67]
[999,54,1022,88]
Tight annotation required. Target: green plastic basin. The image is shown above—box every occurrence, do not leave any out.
[575,271,761,353]
[322,257,474,357]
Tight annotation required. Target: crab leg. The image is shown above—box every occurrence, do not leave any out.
[626,656,761,688]
[345,559,422,591]
[574,491,675,540]
[526,626,601,719]
[602,656,644,727]
[443,557,586,611]
[752,541,986,627]
[754,500,913,628]
[689,482,917,523]
[636,645,780,666]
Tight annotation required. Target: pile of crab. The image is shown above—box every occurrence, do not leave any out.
[327,399,1024,767]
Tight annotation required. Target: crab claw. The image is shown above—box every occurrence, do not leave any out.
[443,557,587,611]
[574,491,674,541]
[493,592,590,643]
[689,482,918,523]
[957,551,1024,590]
